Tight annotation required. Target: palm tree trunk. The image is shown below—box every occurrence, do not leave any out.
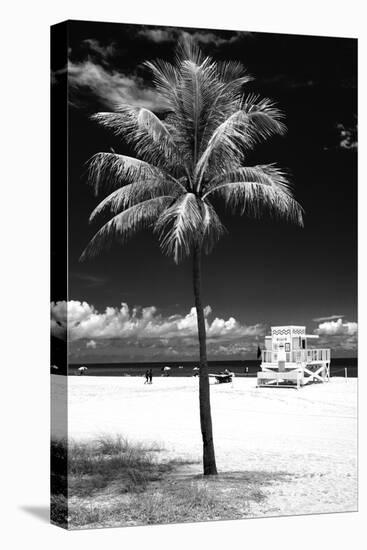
[192,245,218,475]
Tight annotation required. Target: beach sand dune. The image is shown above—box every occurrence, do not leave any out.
[53,375,357,517]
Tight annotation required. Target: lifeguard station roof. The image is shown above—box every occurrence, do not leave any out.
[271,326,306,334]
[269,326,318,338]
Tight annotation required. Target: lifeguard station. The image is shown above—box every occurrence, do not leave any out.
[257,326,331,389]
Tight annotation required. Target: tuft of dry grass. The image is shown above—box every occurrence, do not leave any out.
[51,436,294,529]
[51,436,198,527]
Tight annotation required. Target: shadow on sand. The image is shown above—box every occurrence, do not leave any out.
[171,466,293,484]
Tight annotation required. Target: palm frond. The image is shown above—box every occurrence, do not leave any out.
[195,110,254,187]
[155,193,203,263]
[136,108,172,142]
[196,93,287,188]
[204,164,290,192]
[185,60,203,164]
[89,178,181,222]
[90,112,128,137]
[242,94,287,140]
[144,59,180,107]
[197,63,252,157]
[203,164,304,225]
[176,33,206,66]
[80,196,174,261]
[201,200,227,254]
[87,153,160,195]
[216,60,253,86]
[144,42,253,175]
[166,56,227,168]
[92,108,181,173]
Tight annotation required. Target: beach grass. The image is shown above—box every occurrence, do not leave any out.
[51,436,199,527]
[51,435,295,529]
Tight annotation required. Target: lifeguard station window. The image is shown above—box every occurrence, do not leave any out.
[301,339,306,349]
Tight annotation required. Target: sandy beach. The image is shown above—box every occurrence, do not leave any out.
[52,374,357,518]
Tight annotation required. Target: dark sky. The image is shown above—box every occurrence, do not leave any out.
[52,20,357,361]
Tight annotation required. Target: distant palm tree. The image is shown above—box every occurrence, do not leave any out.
[81,37,303,475]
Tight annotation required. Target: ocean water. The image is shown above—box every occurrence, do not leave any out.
[67,357,357,378]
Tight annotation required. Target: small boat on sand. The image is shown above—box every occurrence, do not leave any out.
[209,369,233,384]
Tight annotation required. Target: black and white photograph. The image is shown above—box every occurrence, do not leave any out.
[50,19,357,530]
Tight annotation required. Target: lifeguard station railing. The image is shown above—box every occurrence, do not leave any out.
[262,349,331,364]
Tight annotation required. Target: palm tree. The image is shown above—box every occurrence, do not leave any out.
[81,37,303,475]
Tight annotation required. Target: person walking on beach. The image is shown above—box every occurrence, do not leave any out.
[144,370,149,384]
[149,368,153,384]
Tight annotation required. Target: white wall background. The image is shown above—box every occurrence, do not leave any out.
[1,1,365,548]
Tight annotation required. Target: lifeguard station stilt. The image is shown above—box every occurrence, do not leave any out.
[257,326,331,389]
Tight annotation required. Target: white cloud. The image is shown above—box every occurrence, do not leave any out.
[82,39,116,59]
[50,300,67,340]
[315,318,357,336]
[313,318,358,353]
[68,60,166,111]
[86,339,97,349]
[337,123,357,150]
[137,28,177,43]
[212,343,250,356]
[312,314,345,322]
[67,30,250,111]
[137,28,246,48]
[191,31,245,47]
[51,300,264,345]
